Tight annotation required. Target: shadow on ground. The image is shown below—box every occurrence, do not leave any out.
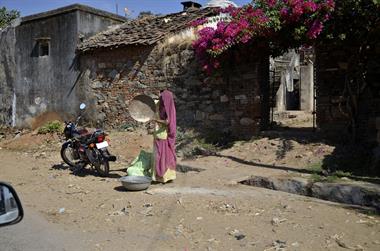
[188,125,380,184]
[51,163,123,179]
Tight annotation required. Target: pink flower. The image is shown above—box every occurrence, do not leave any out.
[292,3,304,16]
[216,21,228,33]
[192,0,335,74]
[322,13,331,21]
[307,20,323,39]
[238,18,250,29]
[241,34,252,43]
[198,27,216,39]
[280,7,289,18]
[266,0,277,7]
[326,0,335,9]
[303,1,318,12]
[189,18,208,27]
[225,23,240,37]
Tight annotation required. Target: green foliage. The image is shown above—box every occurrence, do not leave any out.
[326,175,339,183]
[308,162,323,173]
[319,0,380,46]
[119,122,136,132]
[0,7,20,29]
[176,128,234,159]
[334,170,352,177]
[177,129,217,158]
[194,138,218,152]
[310,173,339,183]
[38,121,63,134]
[310,173,324,182]
[308,162,349,183]
[317,0,380,142]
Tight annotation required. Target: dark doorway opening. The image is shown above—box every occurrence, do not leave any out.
[286,79,300,110]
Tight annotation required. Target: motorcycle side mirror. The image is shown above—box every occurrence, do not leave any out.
[79,103,86,110]
[0,182,23,228]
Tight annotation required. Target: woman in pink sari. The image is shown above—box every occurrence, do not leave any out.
[152,90,176,183]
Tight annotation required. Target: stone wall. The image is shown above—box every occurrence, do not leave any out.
[79,39,269,138]
[316,42,380,143]
[377,117,380,146]
[0,9,123,128]
[0,23,17,126]
[300,64,314,112]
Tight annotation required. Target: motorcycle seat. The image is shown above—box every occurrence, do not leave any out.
[77,128,89,135]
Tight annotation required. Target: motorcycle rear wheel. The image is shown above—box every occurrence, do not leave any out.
[61,143,86,169]
[95,160,110,177]
[88,148,110,177]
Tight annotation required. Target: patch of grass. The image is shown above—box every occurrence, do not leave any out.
[176,128,234,159]
[308,162,323,173]
[38,120,63,134]
[176,127,191,143]
[310,173,324,182]
[334,170,352,177]
[119,122,136,132]
[310,173,339,183]
[326,175,339,183]
[195,138,218,152]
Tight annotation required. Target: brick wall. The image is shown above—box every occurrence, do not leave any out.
[78,39,269,138]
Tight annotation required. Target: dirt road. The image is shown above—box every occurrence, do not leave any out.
[0,206,90,251]
[0,131,379,251]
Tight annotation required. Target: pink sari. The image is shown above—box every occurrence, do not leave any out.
[154,90,176,178]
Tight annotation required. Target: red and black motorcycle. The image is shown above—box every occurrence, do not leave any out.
[60,104,116,177]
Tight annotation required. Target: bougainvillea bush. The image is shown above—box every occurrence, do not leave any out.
[192,0,335,73]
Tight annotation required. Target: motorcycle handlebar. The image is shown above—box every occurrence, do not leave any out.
[75,116,81,125]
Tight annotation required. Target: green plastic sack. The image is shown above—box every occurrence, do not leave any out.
[127,150,153,177]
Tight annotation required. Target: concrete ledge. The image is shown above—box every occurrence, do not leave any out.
[240,176,380,211]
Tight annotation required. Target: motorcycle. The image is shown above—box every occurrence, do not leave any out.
[60,103,116,177]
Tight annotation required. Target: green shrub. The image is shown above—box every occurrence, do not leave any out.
[38,120,63,134]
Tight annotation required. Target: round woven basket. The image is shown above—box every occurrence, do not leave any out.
[128,95,156,122]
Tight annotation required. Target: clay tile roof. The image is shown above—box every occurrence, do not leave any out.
[78,8,214,53]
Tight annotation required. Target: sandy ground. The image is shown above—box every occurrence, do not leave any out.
[0,129,379,251]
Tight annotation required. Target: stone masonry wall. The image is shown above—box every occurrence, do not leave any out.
[0,23,17,126]
[79,39,269,138]
[316,42,380,143]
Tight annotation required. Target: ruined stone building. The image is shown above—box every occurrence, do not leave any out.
[0,4,126,128]
[5,0,377,146]
[77,1,270,138]
[271,48,314,114]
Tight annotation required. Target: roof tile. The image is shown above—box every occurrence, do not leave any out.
[78,8,214,52]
